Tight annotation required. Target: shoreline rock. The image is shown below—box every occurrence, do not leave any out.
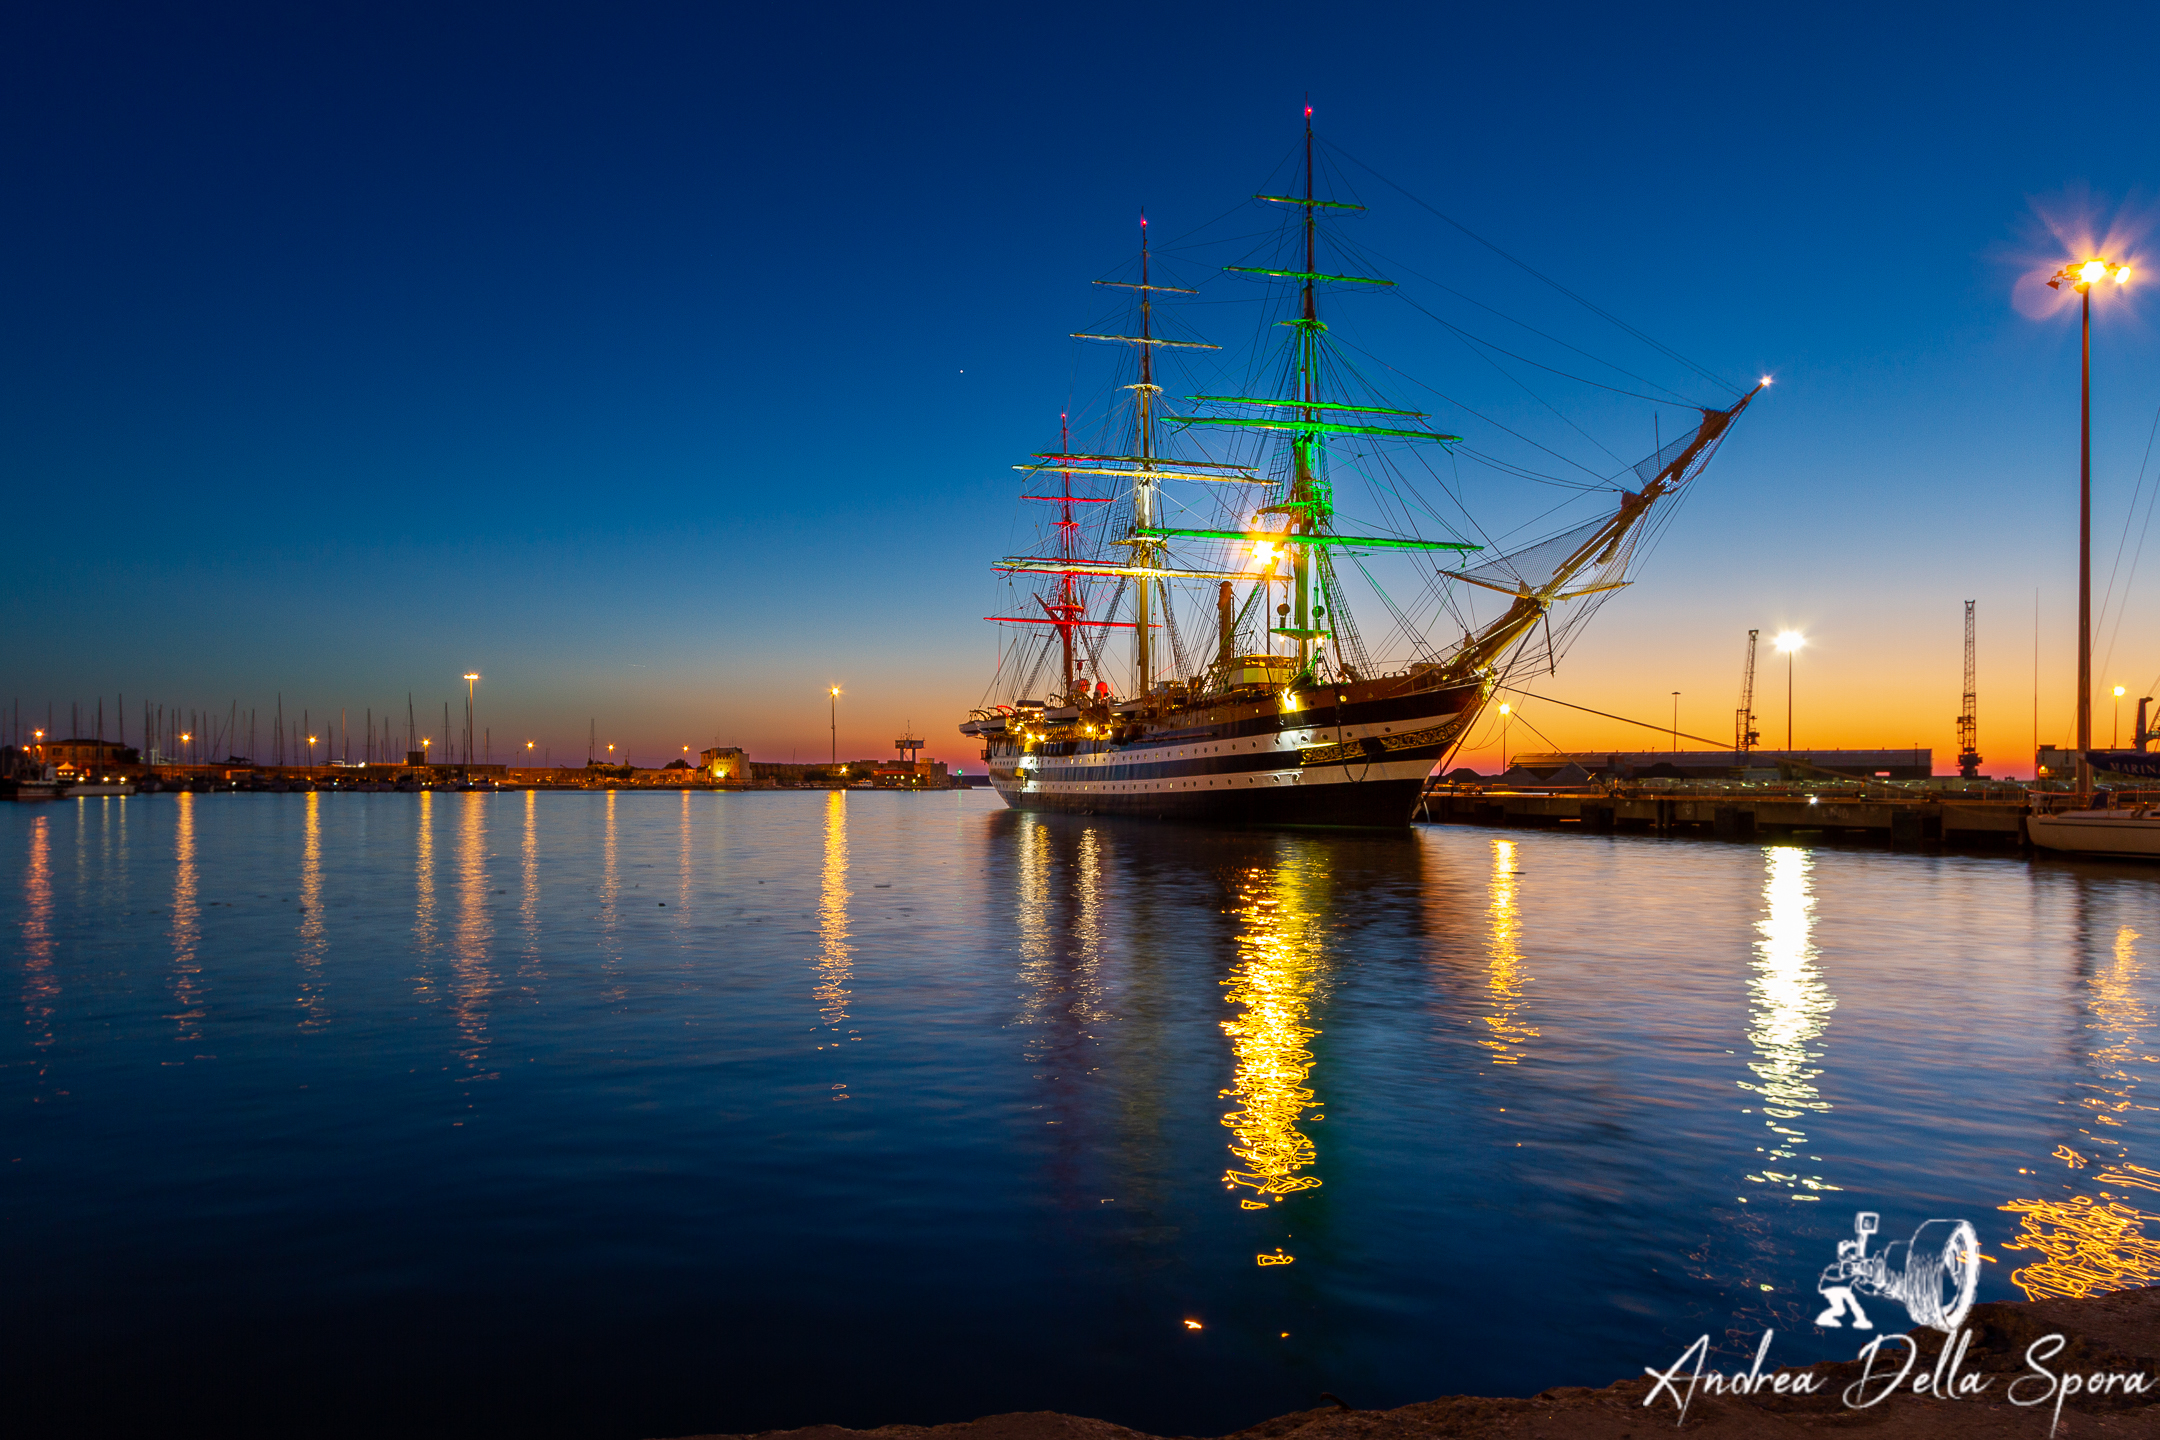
[665,1288,2160,1438]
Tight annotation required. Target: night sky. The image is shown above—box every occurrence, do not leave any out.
[5,2,2157,774]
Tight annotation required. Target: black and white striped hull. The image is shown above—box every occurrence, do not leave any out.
[984,680,1481,827]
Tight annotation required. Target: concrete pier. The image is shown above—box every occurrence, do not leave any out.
[1422,782,2033,848]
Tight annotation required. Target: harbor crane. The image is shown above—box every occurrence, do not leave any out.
[1957,600,1982,779]
[1733,628,1760,775]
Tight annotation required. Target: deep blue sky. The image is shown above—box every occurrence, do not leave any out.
[4,1,2156,772]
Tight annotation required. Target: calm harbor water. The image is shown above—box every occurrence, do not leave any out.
[7,789,2160,1437]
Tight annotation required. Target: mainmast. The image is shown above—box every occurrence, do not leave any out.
[1290,104,1319,673]
[1158,104,1467,689]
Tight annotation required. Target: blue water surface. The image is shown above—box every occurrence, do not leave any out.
[5,789,2159,1438]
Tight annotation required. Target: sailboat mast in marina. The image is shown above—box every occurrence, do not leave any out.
[962,107,1760,825]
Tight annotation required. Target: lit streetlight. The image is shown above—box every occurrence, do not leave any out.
[2115,685,2128,748]
[2047,256,2133,794]
[829,686,841,766]
[1671,691,1680,754]
[463,673,480,769]
[1497,700,1512,771]
[1774,631,1805,751]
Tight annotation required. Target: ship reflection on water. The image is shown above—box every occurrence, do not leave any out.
[15,794,2160,1440]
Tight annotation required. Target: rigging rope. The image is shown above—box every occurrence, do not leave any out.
[1325,140,1744,397]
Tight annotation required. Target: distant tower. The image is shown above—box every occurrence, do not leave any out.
[895,733,924,766]
[1957,600,1982,779]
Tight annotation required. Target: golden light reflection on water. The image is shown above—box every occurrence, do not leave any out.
[451,794,495,1079]
[21,813,56,1050]
[1219,859,1327,1229]
[1013,820,1107,1058]
[412,790,438,1004]
[520,789,541,966]
[1740,846,1837,1197]
[598,791,623,998]
[813,791,853,1060]
[2002,923,2160,1298]
[679,790,694,910]
[1479,838,1537,1065]
[169,792,205,1043]
[295,791,326,1030]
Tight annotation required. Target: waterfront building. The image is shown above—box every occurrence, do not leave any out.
[33,737,134,773]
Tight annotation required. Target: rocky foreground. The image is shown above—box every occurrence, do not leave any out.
[669,1288,2160,1438]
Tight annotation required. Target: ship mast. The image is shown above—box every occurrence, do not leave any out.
[1053,415,1080,699]
[1291,104,1319,673]
[1132,214,1160,696]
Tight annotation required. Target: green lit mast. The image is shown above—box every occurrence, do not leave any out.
[1288,104,1321,674]
[1154,104,1468,684]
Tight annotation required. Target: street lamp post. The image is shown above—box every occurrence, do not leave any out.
[1497,701,1511,771]
[1671,692,1680,753]
[2115,685,2127,748]
[2048,256,2132,795]
[1775,631,1805,752]
[829,687,841,767]
[463,674,479,769]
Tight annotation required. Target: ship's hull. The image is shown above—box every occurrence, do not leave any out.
[981,677,1481,828]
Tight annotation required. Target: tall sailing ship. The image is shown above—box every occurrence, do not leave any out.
[959,110,1760,825]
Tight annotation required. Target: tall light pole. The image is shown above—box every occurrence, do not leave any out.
[1497,701,1511,771]
[2114,685,2127,748]
[1775,631,1804,751]
[1671,692,1680,753]
[829,686,841,767]
[2048,256,2132,794]
[463,673,479,768]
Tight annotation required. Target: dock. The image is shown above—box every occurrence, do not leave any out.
[1420,781,2042,848]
